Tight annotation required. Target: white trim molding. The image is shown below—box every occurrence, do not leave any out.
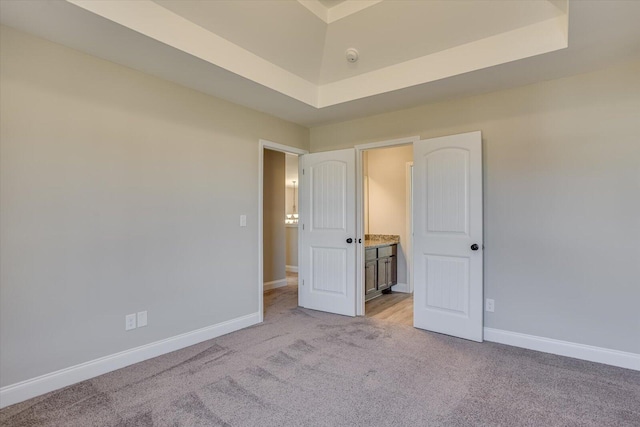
[63,1,568,109]
[68,0,318,106]
[355,135,420,151]
[286,265,298,273]
[390,283,411,294]
[263,279,287,291]
[297,0,383,24]
[405,161,413,294]
[0,312,260,409]
[484,328,640,371]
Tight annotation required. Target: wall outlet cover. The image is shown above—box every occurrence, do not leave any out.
[485,298,495,313]
[137,311,148,328]
[125,313,137,331]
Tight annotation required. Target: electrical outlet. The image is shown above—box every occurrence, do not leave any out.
[240,215,247,227]
[125,313,137,331]
[137,311,148,328]
[485,298,495,313]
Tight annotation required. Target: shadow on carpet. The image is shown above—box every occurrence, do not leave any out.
[2,306,639,426]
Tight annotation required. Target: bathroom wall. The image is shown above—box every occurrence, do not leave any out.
[364,145,413,287]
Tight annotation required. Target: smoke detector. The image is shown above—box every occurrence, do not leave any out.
[345,48,359,63]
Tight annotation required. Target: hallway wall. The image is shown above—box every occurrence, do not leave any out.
[263,149,286,285]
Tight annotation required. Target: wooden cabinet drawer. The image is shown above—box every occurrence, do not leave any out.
[377,244,396,258]
[364,242,398,301]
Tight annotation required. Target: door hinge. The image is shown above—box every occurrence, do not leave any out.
[302,224,305,230]
[302,279,305,286]
[303,169,305,175]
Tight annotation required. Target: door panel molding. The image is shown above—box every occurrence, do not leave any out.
[300,148,356,316]
[413,131,483,342]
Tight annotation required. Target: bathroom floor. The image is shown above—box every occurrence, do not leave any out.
[264,273,413,326]
[365,291,413,326]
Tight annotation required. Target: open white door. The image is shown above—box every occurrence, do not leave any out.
[300,149,356,316]
[413,131,483,342]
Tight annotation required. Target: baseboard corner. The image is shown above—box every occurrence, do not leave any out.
[263,279,287,291]
[391,283,410,293]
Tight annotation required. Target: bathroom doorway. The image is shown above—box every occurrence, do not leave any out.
[360,143,414,325]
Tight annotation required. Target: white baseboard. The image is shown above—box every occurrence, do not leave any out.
[285,265,298,273]
[484,327,640,371]
[263,279,287,291]
[391,283,410,293]
[0,312,260,409]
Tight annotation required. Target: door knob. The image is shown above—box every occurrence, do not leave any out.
[470,244,479,251]
[346,238,353,244]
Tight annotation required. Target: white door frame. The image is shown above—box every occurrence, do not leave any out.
[354,136,420,316]
[258,139,308,323]
[405,161,414,294]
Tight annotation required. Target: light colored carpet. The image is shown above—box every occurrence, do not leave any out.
[2,284,639,426]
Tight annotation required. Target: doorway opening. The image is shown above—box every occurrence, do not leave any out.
[264,132,482,340]
[261,132,482,341]
[258,140,307,323]
[360,144,414,326]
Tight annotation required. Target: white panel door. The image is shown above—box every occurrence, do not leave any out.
[300,149,356,316]
[413,131,483,342]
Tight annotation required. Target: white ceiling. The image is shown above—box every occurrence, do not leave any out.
[154,0,327,83]
[153,0,562,85]
[1,0,639,127]
[319,0,562,84]
[298,0,382,24]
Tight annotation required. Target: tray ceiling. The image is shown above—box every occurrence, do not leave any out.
[154,0,564,85]
[1,0,639,126]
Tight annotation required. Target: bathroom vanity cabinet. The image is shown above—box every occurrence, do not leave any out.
[364,243,397,301]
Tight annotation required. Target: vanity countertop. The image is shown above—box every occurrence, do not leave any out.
[364,234,399,248]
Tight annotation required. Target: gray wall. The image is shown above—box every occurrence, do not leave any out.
[0,26,309,387]
[311,60,640,354]
[2,22,638,392]
[263,150,286,283]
